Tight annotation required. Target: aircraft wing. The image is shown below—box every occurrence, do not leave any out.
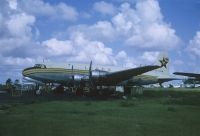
[96,65,161,85]
[173,72,200,78]
[23,77,44,85]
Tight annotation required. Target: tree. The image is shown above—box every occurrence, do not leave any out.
[14,79,21,90]
[5,78,13,93]
[6,78,12,86]
[14,79,20,85]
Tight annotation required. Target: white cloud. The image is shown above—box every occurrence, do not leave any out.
[93,1,116,15]
[81,12,91,19]
[6,13,35,37]
[56,0,180,67]
[18,0,79,21]
[114,1,180,50]
[0,0,180,65]
[55,3,78,21]
[111,0,137,3]
[40,32,117,65]
[136,0,163,23]
[115,51,137,67]
[0,37,30,54]
[7,0,18,10]
[19,0,55,16]
[4,57,35,66]
[116,51,127,59]
[115,50,158,68]
[42,38,73,56]
[0,11,35,54]
[115,51,167,68]
[69,32,117,65]
[187,31,200,57]
[173,60,183,66]
[67,21,116,42]
[88,21,116,41]
[69,0,180,50]
[140,51,160,63]
[112,12,134,35]
[0,13,3,25]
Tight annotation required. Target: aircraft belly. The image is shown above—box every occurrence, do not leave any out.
[130,77,158,85]
[139,79,158,85]
[28,72,72,82]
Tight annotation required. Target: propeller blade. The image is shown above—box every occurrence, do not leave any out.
[72,65,74,86]
[88,60,94,88]
[89,61,92,78]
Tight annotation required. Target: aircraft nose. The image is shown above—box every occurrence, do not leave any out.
[22,67,34,77]
[22,69,28,77]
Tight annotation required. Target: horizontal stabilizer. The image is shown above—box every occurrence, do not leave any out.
[173,72,200,78]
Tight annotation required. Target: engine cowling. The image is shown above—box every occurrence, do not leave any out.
[91,69,108,77]
[74,75,86,81]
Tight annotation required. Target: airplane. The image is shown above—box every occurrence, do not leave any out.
[173,72,200,80]
[173,72,200,86]
[22,57,168,94]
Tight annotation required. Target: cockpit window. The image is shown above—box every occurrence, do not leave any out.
[34,64,46,68]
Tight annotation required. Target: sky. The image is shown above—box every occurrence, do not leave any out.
[0,0,200,83]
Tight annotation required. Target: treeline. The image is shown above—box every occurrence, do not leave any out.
[0,78,21,92]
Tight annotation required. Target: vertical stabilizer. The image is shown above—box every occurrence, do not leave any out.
[155,52,169,76]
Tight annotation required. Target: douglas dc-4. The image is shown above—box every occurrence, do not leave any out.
[22,57,169,89]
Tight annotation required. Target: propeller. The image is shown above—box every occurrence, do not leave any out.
[89,61,92,80]
[88,61,96,93]
[89,61,98,95]
[71,65,74,87]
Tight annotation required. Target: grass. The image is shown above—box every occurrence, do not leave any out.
[0,90,200,136]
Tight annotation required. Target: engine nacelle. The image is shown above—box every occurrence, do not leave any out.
[74,75,84,81]
[91,69,108,77]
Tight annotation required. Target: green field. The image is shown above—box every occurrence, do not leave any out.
[0,91,200,136]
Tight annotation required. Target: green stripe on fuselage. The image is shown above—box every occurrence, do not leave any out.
[133,74,158,80]
[23,68,89,76]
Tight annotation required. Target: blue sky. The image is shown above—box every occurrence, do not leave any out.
[0,0,200,83]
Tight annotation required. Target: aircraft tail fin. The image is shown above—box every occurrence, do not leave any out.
[156,52,169,75]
